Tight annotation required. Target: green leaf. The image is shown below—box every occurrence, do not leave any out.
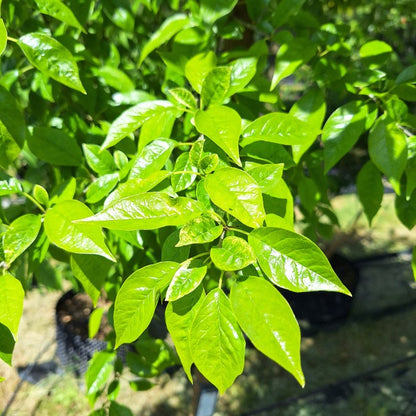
[241,113,311,147]
[161,229,190,263]
[406,138,416,199]
[271,0,306,27]
[200,0,238,24]
[114,262,179,347]
[395,64,416,85]
[102,100,178,150]
[189,137,205,167]
[44,199,115,261]
[190,288,245,393]
[85,351,115,399]
[0,273,24,340]
[271,37,315,90]
[165,286,205,381]
[0,323,15,366]
[71,254,112,307]
[93,66,135,92]
[168,88,197,110]
[0,178,22,197]
[34,0,85,32]
[103,171,171,208]
[359,40,392,67]
[171,152,198,192]
[0,18,7,56]
[83,144,117,175]
[28,127,82,166]
[395,190,416,230]
[230,276,304,386]
[322,102,376,173]
[185,52,217,94]
[86,173,119,204]
[195,106,241,166]
[166,261,207,301]
[139,14,193,65]
[248,164,284,195]
[357,161,383,225]
[109,402,133,416]
[79,193,203,231]
[368,117,408,195]
[33,185,49,207]
[49,177,76,205]
[205,167,265,228]
[17,33,85,93]
[130,138,175,179]
[201,67,231,108]
[199,154,219,174]
[289,88,326,163]
[89,307,104,339]
[249,227,350,294]
[0,86,28,168]
[227,57,258,97]
[264,179,294,231]
[211,236,256,271]
[177,215,223,246]
[412,247,416,281]
[3,214,42,265]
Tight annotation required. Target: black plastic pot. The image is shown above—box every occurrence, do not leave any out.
[280,254,359,334]
[55,290,107,375]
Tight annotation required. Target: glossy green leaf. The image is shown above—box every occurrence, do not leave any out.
[241,142,294,168]
[357,161,383,225]
[83,144,117,175]
[34,0,85,31]
[271,37,315,90]
[199,154,219,174]
[171,152,198,192]
[395,64,416,85]
[168,88,197,110]
[86,173,119,204]
[93,66,134,92]
[248,164,284,195]
[79,192,203,231]
[241,113,311,147]
[161,229,190,263]
[0,86,28,169]
[18,33,85,93]
[103,171,171,208]
[139,14,193,65]
[201,66,231,108]
[33,185,49,207]
[130,138,175,179]
[109,402,133,416]
[322,102,376,173]
[102,101,178,150]
[211,236,256,271]
[195,106,241,166]
[0,323,14,366]
[177,215,223,246]
[205,167,265,228]
[231,276,304,386]
[227,57,258,97]
[189,137,205,167]
[71,254,112,306]
[28,127,82,166]
[368,118,408,195]
[359,40,392,66]
[85,351,115,399]
[249,227,350,294]
[89,308,104,339]
[0,273,24,340]
[44,199,115,261]
[412,247,416,281]
[289,88,326,163]
[0,18,6,56]
[114,262,179,347]
[264,179,294,231]
[166,261,207,301]
[185,52,217,94]
[139,111,176,153]
[49,177,76,205]
[395,190,416,230]
[190,288,245,393]
[200,0,238,24]
[165,286,205,381]
[0,178,22,197]
[3,214,42,265]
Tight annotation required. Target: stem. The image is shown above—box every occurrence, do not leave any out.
[187,251,210,263]
[20,65,34,74]
[218,271,224,288]
[227,227,250,236]
[170,170,202,176]
[175,142,193,147]
[7,36,18,43]
[21,192,46,213]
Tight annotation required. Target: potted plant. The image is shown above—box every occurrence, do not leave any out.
[0,0,415,414]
